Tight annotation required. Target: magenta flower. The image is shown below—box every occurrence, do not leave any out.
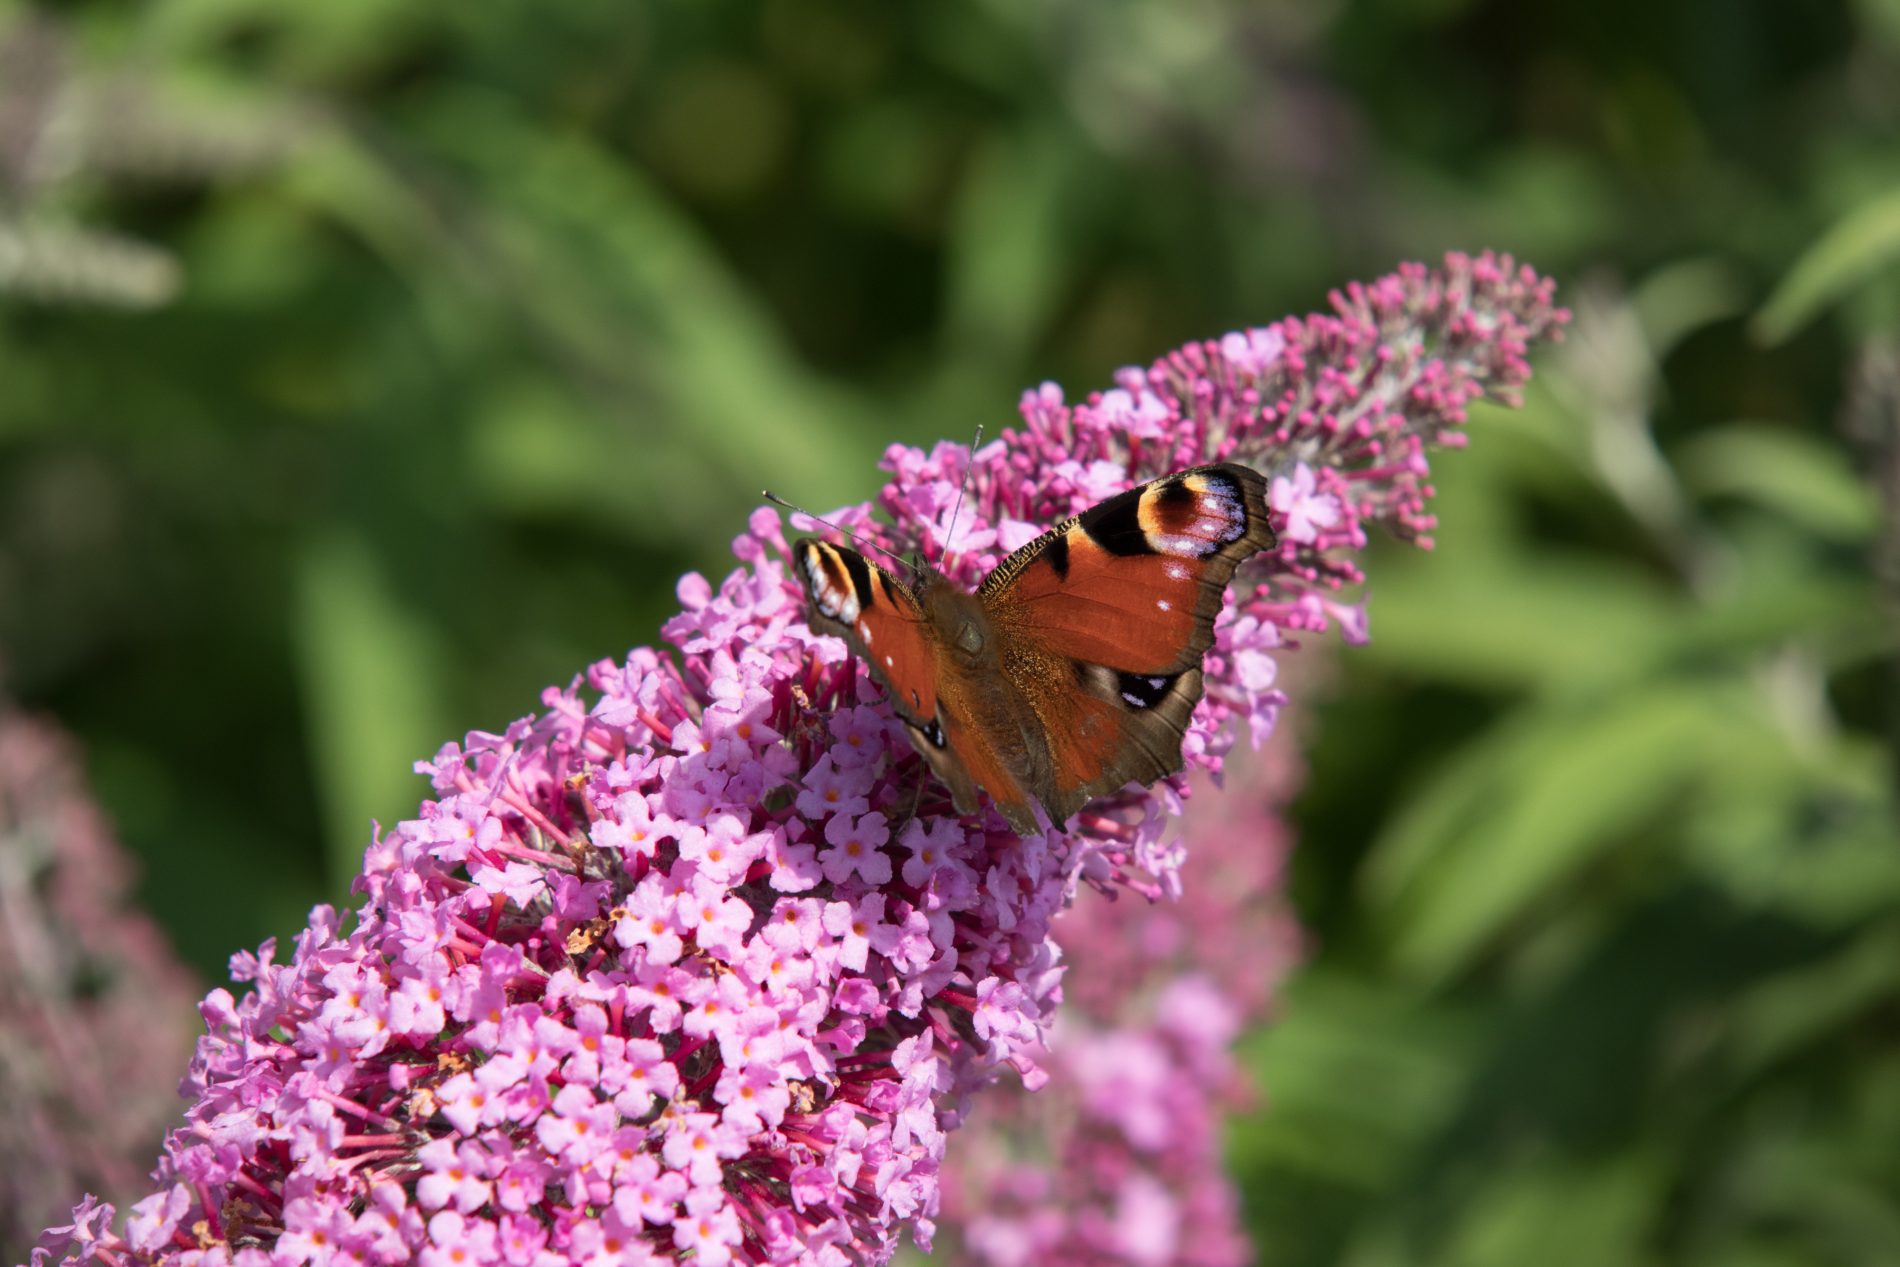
[30,252,1564,1267]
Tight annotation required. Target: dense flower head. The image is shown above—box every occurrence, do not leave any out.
[31,252,1564,1267]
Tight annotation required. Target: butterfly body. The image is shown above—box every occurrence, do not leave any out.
[794,463,1274,833]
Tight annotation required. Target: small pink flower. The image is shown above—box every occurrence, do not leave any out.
[123,1187,191,1256]
[898,817,957,888]
[390,958,451,1037]
[1091,384,1172,439]
[612,1153,687,1227]
[824,893,901,973]
[419,1210,497,1267]
[615,875,685,965]
[827,706,896,769]
[416,1138,493,1214]
[1220,324,1288,375]
[661,1112,743,1187]
[792,753,871,821]
[613,1036,681,1118]
[714,1062,792,1134]
[535,1084,615,1166]
[820,811,892,886]
[672,1188,744,1266]
[496,1211,548,1263]
[490,1145,548,1215]
[673,875,753,958]
[1270,461,1345,544]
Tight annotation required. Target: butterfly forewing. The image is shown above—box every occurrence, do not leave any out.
[793,540,941,724]
[793,538,1042,831]
[981,464,1274,675]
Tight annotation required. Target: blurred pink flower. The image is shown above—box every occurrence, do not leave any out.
[31,252,1564,1267]
[939,713,1309,1267]
[0,703,201,1264]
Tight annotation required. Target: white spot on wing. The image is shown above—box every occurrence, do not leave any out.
[1156,599,1171,611]
[884,655,894,668]
[1150,532,1219,558]
[858,621,873,646]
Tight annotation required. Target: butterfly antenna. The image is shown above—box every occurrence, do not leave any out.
[941,423,983,564]
[761,491,918,579]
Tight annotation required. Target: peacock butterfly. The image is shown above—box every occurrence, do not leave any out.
[792,463,1275,834]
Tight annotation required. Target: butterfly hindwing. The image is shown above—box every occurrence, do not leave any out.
[924,701,1040,833]
[1028,664,1208,824]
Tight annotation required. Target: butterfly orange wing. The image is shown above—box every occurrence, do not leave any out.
[792,539,1039,830]
[979,464,1275,825]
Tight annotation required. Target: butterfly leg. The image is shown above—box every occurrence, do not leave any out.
[886,755,929,839]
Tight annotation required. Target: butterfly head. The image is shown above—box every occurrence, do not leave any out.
[916,571,992,666]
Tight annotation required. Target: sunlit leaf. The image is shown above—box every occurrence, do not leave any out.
[1754,187,1900,345]
[1430,1151,1667,1267]
[1354,551,1681,690]
[293,526,446,883]
[1365,683,1743,982]
[944,125,1091,359]
[1676,423,1881,541]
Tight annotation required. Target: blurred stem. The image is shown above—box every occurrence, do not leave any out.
[1560,276,1715,588]
[1842,339,1900,794]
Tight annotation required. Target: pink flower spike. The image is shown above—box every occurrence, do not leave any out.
[28,251,1563,1267]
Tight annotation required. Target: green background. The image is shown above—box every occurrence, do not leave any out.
[1,1,1894,1263]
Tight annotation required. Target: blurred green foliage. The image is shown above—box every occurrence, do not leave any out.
[0,0,1894,1263]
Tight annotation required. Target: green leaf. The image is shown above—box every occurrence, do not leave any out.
[1429,1150,1669,1267]
[293,526,446,883]
[943,124,1090,360]
[1753,187,1900,345]
[1355,550,1681,691]
[1364,683,1744,983]
[1231,969,1477,1188]
[1725,920,1900,1083]
[1675,422,1880,542]
[1631,255,1750,357]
